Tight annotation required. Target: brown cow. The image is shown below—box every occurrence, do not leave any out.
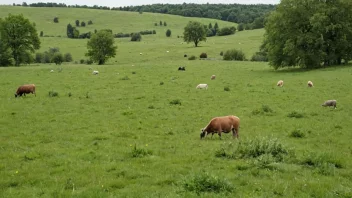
[15,84,36,97]
[200,115,240,139]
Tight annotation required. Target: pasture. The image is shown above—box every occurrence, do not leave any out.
[1,5,352,198]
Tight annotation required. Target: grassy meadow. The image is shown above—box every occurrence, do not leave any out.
[1,5,352,198]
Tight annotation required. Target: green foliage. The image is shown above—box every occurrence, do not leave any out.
[169,99,181,105]
[87,20,93,25]
[182,171,233,195]
[120,76,130,80]
[86,30,117,65]
[81,21,86,27]
[163,21,167,26]
[289,129,305,138]
[51,52,64,65]
[188,55,196,60]
[220,51,223,56]
[159,20,162,26]
[263,0,352,69]
[130,144,152,158]
[63,53,73,62]
[53,17,58,23]
[237,23,244,31]
[48,90,59,97]
[40,31,43,37]
[217,26,236,36]
[131,33,142,41]
[0,14,40,66]
[19,51,34,65]
[199,52,207,58]
[166,29,171,37]
[287,111,304,118]
[224,86,230,91]
[183,21,206,47]
[223,49,246,61]
[251,51,268,62]
[302,152,343,175]
[252,104,274,115]
[75,19,79,26]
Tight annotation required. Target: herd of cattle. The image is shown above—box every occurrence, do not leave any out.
[13,71,337,140]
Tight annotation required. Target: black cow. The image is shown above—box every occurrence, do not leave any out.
[178,66,185,71]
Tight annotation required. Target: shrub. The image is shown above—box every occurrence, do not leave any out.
[163,21,167,26]
[80,59,85,64]
[223,49,246,61]
[289,129,305,138]
[252,105,274,115]
[75,20,80,26]
[131,33,142,41]
[132,71,136,74]
[81,21,86,27]
[166,29,171,37]
[224,86,230,91]
[88,20,93,25]
[51,52,64,65]
[251,52,268,62]
[301,152,343,175]
[159,21,162,26]
[152,30,156,34]
[154,22,158,26]
[86,59,93,65]
[287,111,304,118]
[53,17,59,23]
[217,26,236,36]
[40,31,43,37]
[220,51,223,56]
[238,23,244,31]
[182,171,233,195]
[42,52,51,63]
[188,55,196,60]
[130,144,152,158]
[63,53,73,62]
[68,92,72,97]
[199,53,207,59]
[35,52,43,63]
[49,90,59,97]
[170,99,181,105]
[160,82,164,85]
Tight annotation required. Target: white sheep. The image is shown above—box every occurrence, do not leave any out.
[211,75,216,80]
[50,70,54,72]
[92,70,99,75]
[277,80,284,87]
[308,81,314,87]
[321,100,337,109]
[196,84,208,90]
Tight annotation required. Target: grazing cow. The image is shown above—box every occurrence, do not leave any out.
[92,70,99,75]
[277,80,284,87]
[178,66,185,71]
[308,81,313,87]
[15,84,36,98]
[196,84,208,90]
[322,100,337,109]
[200,115,240,139]
[211,75,216,80]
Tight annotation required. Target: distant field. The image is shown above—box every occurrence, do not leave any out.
[1,5,352,198]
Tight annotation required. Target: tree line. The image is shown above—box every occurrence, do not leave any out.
[15,2,275,29]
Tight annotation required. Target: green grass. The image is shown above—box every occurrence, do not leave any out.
[1,5,352,198]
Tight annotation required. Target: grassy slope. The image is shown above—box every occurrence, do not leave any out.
[0,6,352,198]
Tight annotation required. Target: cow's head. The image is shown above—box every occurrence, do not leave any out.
[200,128,206,139]
[14,93,18,98]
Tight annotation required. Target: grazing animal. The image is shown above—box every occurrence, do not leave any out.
[15,84,36,98]
[211,75,216,80]
[92,70,99,75]
[140,53,143,55]
[322,100,337,109]
[308,81,313,87]
[50,70,54,72]
[196,84,208,90]
[166,51,169,53]
[200,115,240,139]
[178,66,185,71]
[277,80,284,87]
[184,54,187,57]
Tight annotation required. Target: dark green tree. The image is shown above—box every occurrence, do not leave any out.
[183,21,206,47]
[67,23,74,38]
[51,52,63,65]
[166,29,171,37]
[0,14,40,66]
[53,17,59,23]
[75,20,80,26]
[237,23,244,31]
[264,0,352,69]
[159,20,162,26]
[208,23,213,29]
[86,30,117,65]
[164,21,167,26]
[81,21,86,27]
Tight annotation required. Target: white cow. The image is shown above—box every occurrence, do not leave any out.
[92,70,99,75]
[196,84,208,90]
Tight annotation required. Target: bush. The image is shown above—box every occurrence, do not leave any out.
[223,49,246,61]
[220,51,223,56]
[80,59,85,64]
[81,21,86,27]
[217,26,236,36]
[88,20,93,25]
[301,152,343,175]
[289,129,305,138]
[188,55,196,60]
[51,52,64,65]
[130,144,152,158]
[163,21,167,26]
[182,171,233,195]
[170,99,181,105]
[42,52,51,63]
[40,31,43,37]
[199,53,207,59]
[49,90,59,97]
[152,30,156,34]
[154,22,158,26]
[86,59,93,65]
[120,76,130,80]
[53,17,59,23]
[251,52,268,62]
[238,23,244,31]
[252,105,274,115]
[166,29,171,37]
[75,20,80,26]
[63,53,73,62]
[131,33,142,41]
[35,52,43,63]
[287,111,304,118]
[224,86,230,91]
[160,82,164,85]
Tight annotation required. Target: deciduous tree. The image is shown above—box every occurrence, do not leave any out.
[183,21,206,47]
[86,30,117,65]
